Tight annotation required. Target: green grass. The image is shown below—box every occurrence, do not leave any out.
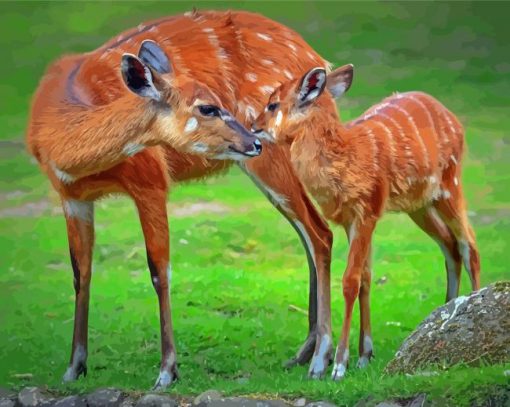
[0,1,509,406]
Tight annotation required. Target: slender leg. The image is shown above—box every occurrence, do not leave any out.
[357,245,373,368]
[130,188,177,390]
[409,207,462,302]
[332,219,375,380]
[433,184,480,292]
[239,160,333,376]
[62,199,94,382]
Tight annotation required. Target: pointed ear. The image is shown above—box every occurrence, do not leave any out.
[297,67,327,107]
[327,64,354,98]
[121,53,161,100]
[138,40,172,74]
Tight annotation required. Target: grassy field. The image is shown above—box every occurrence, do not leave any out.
[0,2,509,406]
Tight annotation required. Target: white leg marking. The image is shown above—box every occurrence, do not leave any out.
[308,334,331,377]
[332,347,349,380]
[458,239,475,287]
[357,335,373,368]
[63,200,94,223]
[63,344,86,382]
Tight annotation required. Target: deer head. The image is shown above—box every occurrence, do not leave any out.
[251,64,354,144]
[121,40,262,160]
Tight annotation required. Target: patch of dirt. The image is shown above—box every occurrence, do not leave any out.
[0,198,53,218]
[168,201,233,218]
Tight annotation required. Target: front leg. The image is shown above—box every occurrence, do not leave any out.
[239,161,333,375]
[62,199,94,382]
[131,188,178,390]
[332,220,375,380]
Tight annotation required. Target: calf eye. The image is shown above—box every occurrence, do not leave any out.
[198,105,220,117]
[267,102,279,112]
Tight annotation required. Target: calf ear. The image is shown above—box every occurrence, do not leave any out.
[327,64,354,98]
[297,67,327,107]
[138,40,172,74]
[121,54,161,100]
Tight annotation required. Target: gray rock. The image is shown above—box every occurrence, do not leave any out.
[86,388,123,407]
[135,394,177,407]
[206,398,289,407]
[374,403,402,407]
[18,387,54,407]
[0,388,15,399]
[293,399,306,407]
[305,402,337,407]
[193,390,223,406]
[385,282,510,375]
[408,394,427,407]
[0,399,15,407]
[53,396,87,407]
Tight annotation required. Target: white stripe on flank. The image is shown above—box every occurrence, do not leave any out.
[407,94,439,149]
[261,59,274,66]
[364,127,379,172]
[256,33,272,41]
[392,104,430,170]
[372,120,396,176]
[288,43,297,53]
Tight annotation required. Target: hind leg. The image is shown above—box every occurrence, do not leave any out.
[409,207,463,301]
[433,181,480,292]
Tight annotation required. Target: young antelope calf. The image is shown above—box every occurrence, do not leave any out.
[252,65,480,380]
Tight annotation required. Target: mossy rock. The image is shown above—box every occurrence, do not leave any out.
[385,281,510,375]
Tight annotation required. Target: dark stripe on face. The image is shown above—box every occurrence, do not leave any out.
[220,109,255,139]
[70,248,80,294]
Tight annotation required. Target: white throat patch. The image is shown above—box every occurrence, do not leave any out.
[184,117,199,133]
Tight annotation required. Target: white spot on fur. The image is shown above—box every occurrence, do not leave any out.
[429,176,437,184]
[184,117,199,133]
[451,155,458,165]
[288,43,297,52]
[202,27,214,33]
[256,33,272,41]
[50,162,75,184]
[454,177,459,186]
[284,69,293,80]
[259,85,274,95]
[307,51,316,60]
[63,200,93,223]
[191,142,208,153]
[275,110,283,127]
[261,59,274,66]
[123,142,145,157]
[442,190,451,199]
[245,72,258,82]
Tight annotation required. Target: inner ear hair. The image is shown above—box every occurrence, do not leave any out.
[121,53,161,101]
[298,67,327,107]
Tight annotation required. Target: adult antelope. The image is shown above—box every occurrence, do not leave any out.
[252,64,481,380]
[26,10,336,388]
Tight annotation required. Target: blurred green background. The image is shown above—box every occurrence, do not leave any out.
[0,1,508,406]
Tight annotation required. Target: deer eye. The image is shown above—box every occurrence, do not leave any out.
[198,105,220,117]
[267,102,279,112]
